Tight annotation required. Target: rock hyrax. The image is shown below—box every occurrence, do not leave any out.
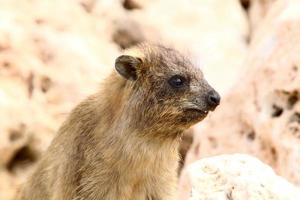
[17,43,220,200]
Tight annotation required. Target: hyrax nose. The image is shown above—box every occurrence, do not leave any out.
[206,90,220,110]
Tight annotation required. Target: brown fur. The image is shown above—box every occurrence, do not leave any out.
[16,44,219,200]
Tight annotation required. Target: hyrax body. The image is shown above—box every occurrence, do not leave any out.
[17,44,220,200]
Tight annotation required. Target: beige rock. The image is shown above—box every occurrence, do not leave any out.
[185,0,300,186]
[126,0,249,94]
[179,154,300,200]
[0,1,119,199]
[0,0,249,199]
[0,171,18,200]
[248,0,277,30]
[92,0,249,94]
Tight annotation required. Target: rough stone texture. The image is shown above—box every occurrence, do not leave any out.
[0,0,119,198]
[3,0,300,199]
[92,0,249,94]
[179,154,300,200]
[243,0,278,31]
[0,0,248,199]
[125,0,249,94]
[185,0,300,187]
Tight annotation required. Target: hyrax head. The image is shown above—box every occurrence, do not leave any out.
[115,44,220,130]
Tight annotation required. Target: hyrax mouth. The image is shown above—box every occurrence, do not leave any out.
[185,108,208,116]
[181,102,210,119]
[180,108,209,124]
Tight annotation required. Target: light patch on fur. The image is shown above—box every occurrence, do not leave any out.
[123,46,145,60]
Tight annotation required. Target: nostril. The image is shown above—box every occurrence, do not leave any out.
[207,90,221,107]
[209,95,219,104]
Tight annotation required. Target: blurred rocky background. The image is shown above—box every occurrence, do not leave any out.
[0,0,300,199]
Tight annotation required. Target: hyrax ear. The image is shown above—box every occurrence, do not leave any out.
[115,55,142,81]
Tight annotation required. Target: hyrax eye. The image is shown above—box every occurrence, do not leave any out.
[168,75,186,88]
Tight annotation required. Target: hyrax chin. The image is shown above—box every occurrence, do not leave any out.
[17,43,220,200]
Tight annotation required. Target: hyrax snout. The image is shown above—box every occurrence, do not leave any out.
[206,89,221,109]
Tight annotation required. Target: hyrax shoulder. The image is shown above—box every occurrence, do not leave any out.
[17,43,220,200]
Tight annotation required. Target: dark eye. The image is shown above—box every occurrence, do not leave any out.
[168,75,186,88]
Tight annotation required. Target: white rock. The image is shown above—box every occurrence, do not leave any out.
[179,154,300,200]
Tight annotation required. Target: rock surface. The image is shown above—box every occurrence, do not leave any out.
[179,154,300,200]
[185,0,300,187]
[0,0,248,199]
[125,0,249,94]
[4,0,300,199]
